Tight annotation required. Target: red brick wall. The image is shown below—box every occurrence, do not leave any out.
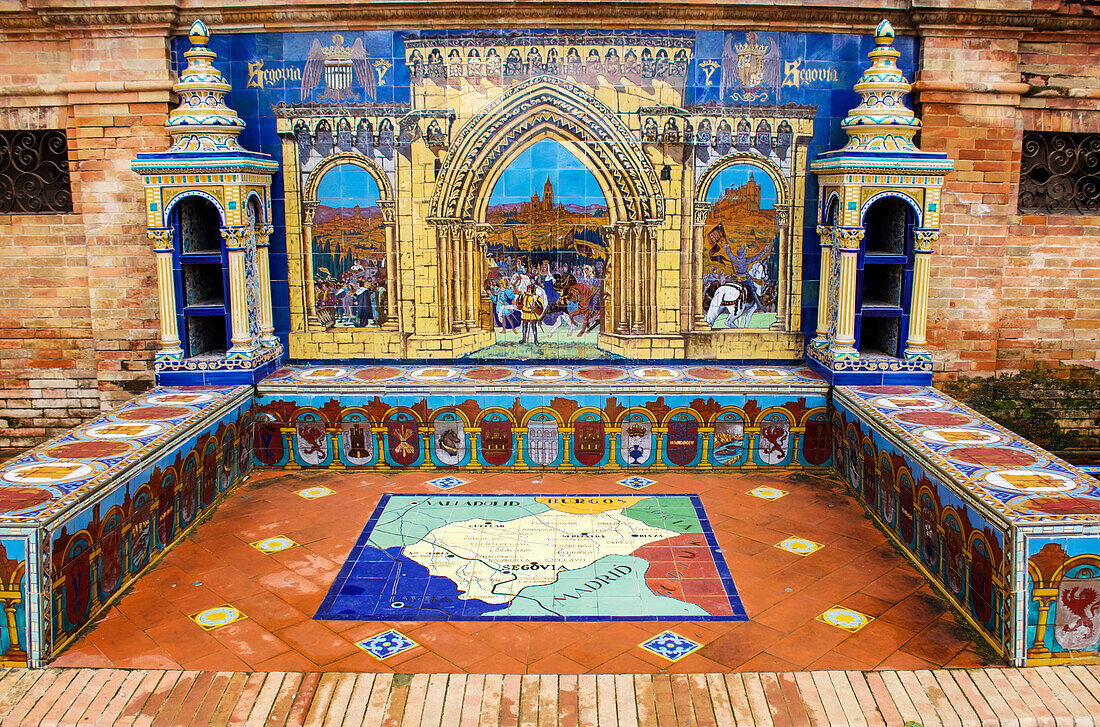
[917,30,1100,380]
[0,31,172,458]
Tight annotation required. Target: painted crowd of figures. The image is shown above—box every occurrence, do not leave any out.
[485,255,604,342]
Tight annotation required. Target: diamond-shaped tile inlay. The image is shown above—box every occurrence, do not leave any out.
[816,606,873,633]
[189,605,247,631]
[249,535,298,554]
[774,537,824,556]
[638,631,702,662]
[747,486,788,500]
[355,629,419,660]
[616,476,656,490]
[426,476,468,490]
[295,486,335,500]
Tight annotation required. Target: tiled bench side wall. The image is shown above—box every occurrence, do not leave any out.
[831,396,1012,662]
[1,397,255,667]
[250,392,832,471]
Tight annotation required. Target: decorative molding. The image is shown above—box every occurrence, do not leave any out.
[914,229,939,252]
[147,227,173,251]
[220,225,249,250]
[833,227,865,252]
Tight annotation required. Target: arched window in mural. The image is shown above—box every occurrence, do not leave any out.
[311,164,387,329]
[702,165,781,330]
[477,138,610,359]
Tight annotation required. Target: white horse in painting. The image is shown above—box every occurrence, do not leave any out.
[705,261,767,329]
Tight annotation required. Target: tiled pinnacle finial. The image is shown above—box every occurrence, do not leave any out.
[166,19,246,152]
[840,19,921,154]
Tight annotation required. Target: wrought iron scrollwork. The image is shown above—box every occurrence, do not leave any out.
[1019,131,1100,215]
[0,130,73,214]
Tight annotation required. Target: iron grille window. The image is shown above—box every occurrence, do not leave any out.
[0,130,73,214]
[1019,130,1100,215]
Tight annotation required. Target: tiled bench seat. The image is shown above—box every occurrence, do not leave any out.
[0,386,253,666]
[834,385,1100,667]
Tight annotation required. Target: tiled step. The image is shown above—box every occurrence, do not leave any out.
[1,666,1099,726]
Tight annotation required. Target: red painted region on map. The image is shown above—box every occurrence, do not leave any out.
[632,532,734,616]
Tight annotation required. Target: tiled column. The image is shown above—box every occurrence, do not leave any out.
[464,226,477,329]
[148,228,184,361]
[692,203,711,330]
[631,225,643,333]
[256,224,277,347]
[616,224,629,332]
[812,224,834,348]
[453,225,466,332]
[905,230,938,361]
[378,201,399,330]
[301,200,320,326]
[831,227,863,358]
[435,223,451,334]
[771,206,790,331]
[222,226,254,360]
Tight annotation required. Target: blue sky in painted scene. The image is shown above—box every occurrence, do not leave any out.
[316,164,381,206]
[488,139,608,209]
[705,166,777,208]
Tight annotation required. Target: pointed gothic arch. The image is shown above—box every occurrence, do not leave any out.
[430,77,663,224]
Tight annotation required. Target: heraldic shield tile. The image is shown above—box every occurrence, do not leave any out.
[314,493,747,622]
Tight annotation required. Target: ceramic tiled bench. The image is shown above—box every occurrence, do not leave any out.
[834,385,1100,666]
[0,386,253,666]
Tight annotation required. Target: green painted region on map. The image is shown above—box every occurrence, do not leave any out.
[493,554,708,618]
[368,496,551,550]
[622,496,703,534]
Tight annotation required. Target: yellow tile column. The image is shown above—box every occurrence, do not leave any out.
[256,224,277,347]
[771,205,790,332]
[379,201,399,331]
[301,200,320,327]
[812,224,834,348]
[149,228,184,361]
[222,226,253,360]
[905,229,938,361]
[831,227,863,358]
[692,203,711,330]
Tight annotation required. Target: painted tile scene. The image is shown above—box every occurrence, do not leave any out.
[1,0,1099,723]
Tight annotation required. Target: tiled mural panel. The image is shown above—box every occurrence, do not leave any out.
[0,387,254,665]
[252,391,831,471]
[1025,533,1100,666]
[179,28,916,361]
[831,397,1011,659]
[0,535,29,666]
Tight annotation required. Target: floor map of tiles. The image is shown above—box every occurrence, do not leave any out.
[315,494,745,621]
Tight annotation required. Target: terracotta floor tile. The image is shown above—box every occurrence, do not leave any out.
[274,620,357,666]
[526,653,586,674]
[699,622,786,669]
[899,618,972,665]
[178,648,252,671]
[592,652,656,673]
[877,590,951,632]
[764,620,852,670]
[396,651,465,673]
[208,619,292,667]
[252,651,323,671]
[873,650,938,671]
[52,469,996,673]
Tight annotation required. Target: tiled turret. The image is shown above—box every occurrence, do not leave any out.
[840,20,922,154]
[166,20,248,153]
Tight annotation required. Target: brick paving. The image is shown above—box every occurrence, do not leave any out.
[2,665,1100,725]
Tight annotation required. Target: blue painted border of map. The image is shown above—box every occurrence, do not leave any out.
[314,493,747,622]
